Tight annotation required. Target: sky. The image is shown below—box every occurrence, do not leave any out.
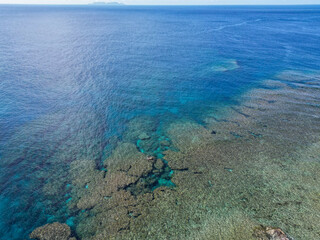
[0,0,320,4]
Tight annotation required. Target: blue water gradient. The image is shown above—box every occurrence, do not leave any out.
[0,5,320,239]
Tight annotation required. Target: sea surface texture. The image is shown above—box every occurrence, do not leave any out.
[0,5,320,240]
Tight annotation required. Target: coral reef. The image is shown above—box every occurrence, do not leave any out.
[66,140,174,239]
[31,70,320,239]
[29,222,74,240]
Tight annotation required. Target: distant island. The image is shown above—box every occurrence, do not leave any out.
[90,2,124,5]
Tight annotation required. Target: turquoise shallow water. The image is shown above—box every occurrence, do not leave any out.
[0,5,320,240]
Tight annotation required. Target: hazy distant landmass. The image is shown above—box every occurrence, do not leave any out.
[90,1,124,5]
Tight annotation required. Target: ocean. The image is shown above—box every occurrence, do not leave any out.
[0,5,320,240]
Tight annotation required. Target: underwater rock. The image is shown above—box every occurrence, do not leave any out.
[254,226,292,240]
[147,155,156,162]
[29,222,73,240]
[265,227,291,240]
[154,158,164,169]
[138,132,151,140]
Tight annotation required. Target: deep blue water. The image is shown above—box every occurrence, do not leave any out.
[0,5,320,240]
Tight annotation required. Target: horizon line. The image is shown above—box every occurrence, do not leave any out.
[1,3,320,5]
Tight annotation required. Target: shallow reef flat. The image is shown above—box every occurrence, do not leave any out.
[30,70,320,240]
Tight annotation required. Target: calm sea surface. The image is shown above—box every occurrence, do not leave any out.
[0,5,320,239]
